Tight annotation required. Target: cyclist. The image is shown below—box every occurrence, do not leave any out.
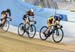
[23,9,35,25]
[0,10,7,27]
[0,9,12,27]
[22,9,35,34]
[44,15,62,37]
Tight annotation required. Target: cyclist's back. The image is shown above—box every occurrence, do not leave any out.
[48,16,55,24]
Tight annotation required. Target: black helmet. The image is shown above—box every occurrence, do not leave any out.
[6,9,11,16]
[1,10,6,15]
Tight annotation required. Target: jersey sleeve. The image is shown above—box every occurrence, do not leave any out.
[23,15,26,20]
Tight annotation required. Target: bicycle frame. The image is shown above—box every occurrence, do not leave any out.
[47,25,62,37]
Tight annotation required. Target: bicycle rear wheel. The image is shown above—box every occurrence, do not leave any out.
[18,23,25,36]
[39,26,48,40]
[52,28,64,43]
[2,21,9,32]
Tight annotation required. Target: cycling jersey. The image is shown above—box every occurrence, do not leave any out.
[23,10,34,21]
[48,16,55,24]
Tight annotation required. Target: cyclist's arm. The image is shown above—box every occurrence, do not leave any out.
[32,16,35,21]
[9,16,12,21]
[56,21,60,25]
[1,17,7,20]
[51,19,56,26]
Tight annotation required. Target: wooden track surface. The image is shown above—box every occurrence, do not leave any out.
[0,30,75,52]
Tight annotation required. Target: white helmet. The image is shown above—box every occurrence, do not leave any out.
[30,9,34,12]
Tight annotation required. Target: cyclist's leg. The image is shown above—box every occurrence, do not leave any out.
[44,22,51,34]
[23,18,27,30]
[42,23,51,37]
[24,17,30,34]
[0,20,2,27]
[44,23,51,34]
[0,23,3,27]
[24,17,30,24]
[0,19,6,27]
[26,17,31,30]
[27,17,30,25]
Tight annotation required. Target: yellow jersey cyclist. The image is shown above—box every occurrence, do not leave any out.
[44,15,62,36]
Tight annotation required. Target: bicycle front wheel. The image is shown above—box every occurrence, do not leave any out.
[27,25,36,38]
[52,28,64,43]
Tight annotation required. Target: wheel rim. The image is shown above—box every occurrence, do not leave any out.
[52,29,64,43]
[18,23,24,36]
[40,26,48,40]
[2,21,9,32]
[28,25,36,38]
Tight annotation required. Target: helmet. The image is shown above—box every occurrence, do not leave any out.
[30,9,34,12]
[54,15,62,21]
[6,9,10,12]
[6,9,11,16]
[1,10,6,15]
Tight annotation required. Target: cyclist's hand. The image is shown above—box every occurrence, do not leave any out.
[10,18,12,21]
[32,18,36,24]
[57,25,63,28]
[51,24,55,26]
[60,25,63,28]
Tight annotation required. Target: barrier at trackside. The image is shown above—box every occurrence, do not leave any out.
[0,0,68,26]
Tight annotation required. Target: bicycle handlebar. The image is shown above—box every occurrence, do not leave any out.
[7,17,12,21]
[30,20,36,24]
[51,24,63,29]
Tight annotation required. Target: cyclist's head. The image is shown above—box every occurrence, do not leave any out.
[1,11,6,15]
[54,15,62,21]
[1,10,7,17]
[30,8,34,12]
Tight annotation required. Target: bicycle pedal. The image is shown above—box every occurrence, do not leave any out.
[47,33,51,37]
[43,32,49,37]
